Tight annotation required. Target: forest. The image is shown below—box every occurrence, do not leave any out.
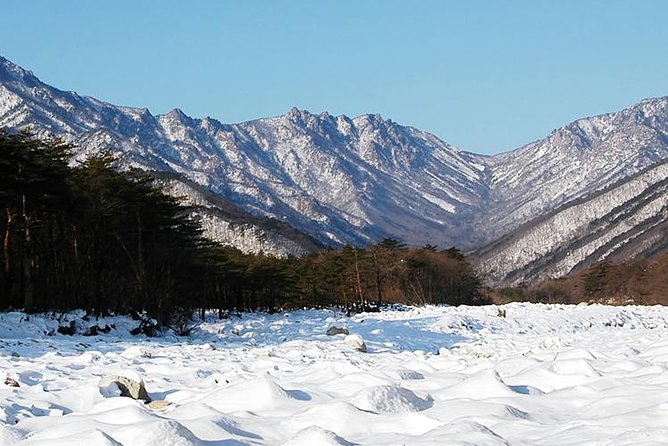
[491,255,668,306]
[0,131,486,328]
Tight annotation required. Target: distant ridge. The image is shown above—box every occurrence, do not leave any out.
[476,160,668,285]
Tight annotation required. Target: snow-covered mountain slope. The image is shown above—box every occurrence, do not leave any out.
[154,173,322,257]
[0,55,489,248]
[1,54,668,264]
[475,160,668,285]
[484,97,668,239]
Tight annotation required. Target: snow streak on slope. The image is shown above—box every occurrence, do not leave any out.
[156,174,321,257]
[476,161,668,285]
[2,304,668,444]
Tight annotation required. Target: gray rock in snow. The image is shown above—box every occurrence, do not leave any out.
[326,326,350,336]
[146,399,172,410]
[99,374,151,402]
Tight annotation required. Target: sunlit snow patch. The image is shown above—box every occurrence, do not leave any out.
[349,385,432,413]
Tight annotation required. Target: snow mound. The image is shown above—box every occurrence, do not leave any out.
[86,402,154,425]
[120,346,150,359]
[22,429,123,446]
[397,369,425,380]
[87,394,148,416]
[112,419,204,446]
[0,424,26,445]
[281,425,354,446]
[167,403,253,441]
[429,420,509,445]
[550,358,601,378]
[289,401,372,436]
[554,348,597,361]
[349,385,432,413]
[508,364,591,393]
[442,370,515,400]
[205,375,297,412]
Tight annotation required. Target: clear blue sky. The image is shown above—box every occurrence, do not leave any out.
[1,1,666,154]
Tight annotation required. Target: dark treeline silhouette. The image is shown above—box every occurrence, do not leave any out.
[0,131,486,327]
[0,130,212,324]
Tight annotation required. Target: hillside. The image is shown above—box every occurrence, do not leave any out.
[475,160,668,285]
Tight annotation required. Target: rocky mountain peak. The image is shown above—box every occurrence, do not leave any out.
[0,55,37,84]
[635,96,668,116]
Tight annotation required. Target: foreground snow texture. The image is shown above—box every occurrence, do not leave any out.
[2,305,668,445]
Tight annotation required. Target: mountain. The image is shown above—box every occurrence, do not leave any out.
[482,97,668,240]
[154,172,323,257]
[476,160,668,285]
[1,54,668,272]
[0,55,489,248]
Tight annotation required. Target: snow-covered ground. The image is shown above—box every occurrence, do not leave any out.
[1,303,668,445]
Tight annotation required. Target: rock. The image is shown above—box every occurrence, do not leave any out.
[83,324,112,336]
[99,373,151,402]
[146,399,172,410]
[4,377,19,387]
[57,320,77,335]
[326,326,349,336]
[344,334,367,352]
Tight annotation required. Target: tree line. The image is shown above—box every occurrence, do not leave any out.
[491,255,668,306]
[0,131,486,327]
[291,242,486,312]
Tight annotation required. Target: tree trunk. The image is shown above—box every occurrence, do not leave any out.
[21,195,33,311]
[3,208,13,275]
[374,252,382,308]
[353,248,364,310]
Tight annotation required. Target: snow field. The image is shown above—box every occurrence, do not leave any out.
[1,303,668,445]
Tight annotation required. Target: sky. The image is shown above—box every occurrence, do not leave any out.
[0,1,666,154]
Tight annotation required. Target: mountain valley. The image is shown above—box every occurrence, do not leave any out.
[1,55,667,283]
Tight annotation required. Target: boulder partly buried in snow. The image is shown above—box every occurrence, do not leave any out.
[99,371,151,402]
[4,377,19,388]
[350,385,432,413]
[326,326,350,336]
[344,334,367,352]
[147,399,173,411]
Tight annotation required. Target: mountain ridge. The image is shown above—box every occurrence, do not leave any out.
[1,54,668,273]
[476,159,668,285]
[0,54,490,248]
